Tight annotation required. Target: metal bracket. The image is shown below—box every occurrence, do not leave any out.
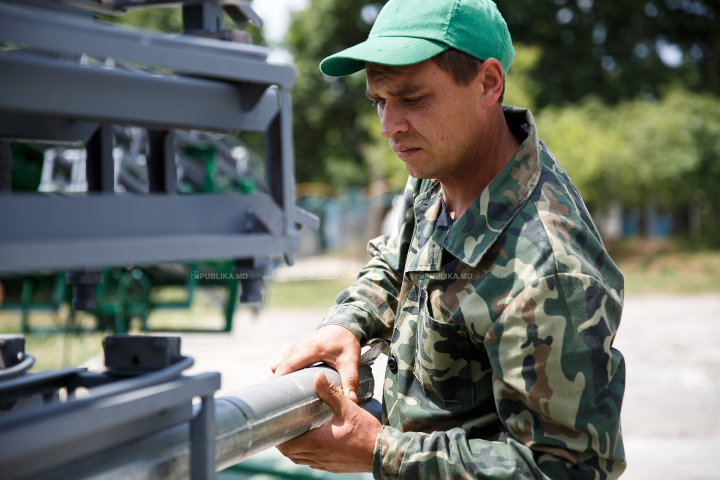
[86,124,114,193]
[0,335,25,369]
[182,2,224,34]
[233,256,268,303]
[65,269,102,311]
[147,130,177,194]
[103,335,182,375]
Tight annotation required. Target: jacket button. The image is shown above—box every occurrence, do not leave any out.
[387,355,398,374]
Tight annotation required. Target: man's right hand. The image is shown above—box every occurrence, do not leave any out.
[271,325,361,403]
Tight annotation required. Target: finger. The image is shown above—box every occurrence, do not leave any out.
[272,347,322,379]
[270,358,279,373]
[314,371,347,417]
[337,360,360,403]
[272,359,303,378]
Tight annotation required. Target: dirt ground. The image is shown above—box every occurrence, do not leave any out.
[160,293,720,479]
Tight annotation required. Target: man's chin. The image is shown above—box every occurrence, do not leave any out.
[403,165,436,180]
[400,159,432,180]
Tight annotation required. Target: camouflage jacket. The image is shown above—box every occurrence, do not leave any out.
[318,107,626,479]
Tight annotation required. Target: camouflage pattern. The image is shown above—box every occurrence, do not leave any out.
[318,107,626,479]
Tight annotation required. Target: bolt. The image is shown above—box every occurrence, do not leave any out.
[16,352,23,361]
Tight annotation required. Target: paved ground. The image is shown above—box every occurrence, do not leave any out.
[612,295,720,479]
[175,294,720,479]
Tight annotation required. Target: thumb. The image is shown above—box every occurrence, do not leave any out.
[337,362,360,404]
[314,371,348,417]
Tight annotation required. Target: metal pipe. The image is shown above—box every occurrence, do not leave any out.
[42,364,375,480]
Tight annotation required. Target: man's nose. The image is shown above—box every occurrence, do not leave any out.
[379,104,409,139]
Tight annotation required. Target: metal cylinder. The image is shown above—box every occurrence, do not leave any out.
[41,365,375,480]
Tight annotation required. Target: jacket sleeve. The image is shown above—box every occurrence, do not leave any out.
[316,179,418,345]
[316,233,403,344]
[372,273,627,480]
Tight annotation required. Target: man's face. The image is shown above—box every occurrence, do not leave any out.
[366,60,490,182]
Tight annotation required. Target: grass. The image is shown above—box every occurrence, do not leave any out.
[24,332,105,372]
[0,309,105,372]
[264,279,354,309]
[608,240,720,294]
[0,311,105,372]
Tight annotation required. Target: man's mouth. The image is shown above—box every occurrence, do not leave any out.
[393,147,421,160]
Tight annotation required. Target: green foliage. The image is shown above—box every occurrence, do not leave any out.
[503,44,542,111]
[287,0,388,187]
[539,88,720,211]
[100,8,184,33]
[495,0,720,106]
[99,7,265,44]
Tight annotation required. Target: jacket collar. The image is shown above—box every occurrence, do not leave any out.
[406,107,542,273]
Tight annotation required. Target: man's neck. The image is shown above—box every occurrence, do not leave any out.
[441,108,520,220]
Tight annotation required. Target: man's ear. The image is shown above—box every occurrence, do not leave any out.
[477,58,504,109]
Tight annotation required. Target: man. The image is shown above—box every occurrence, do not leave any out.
[272,0,626,478]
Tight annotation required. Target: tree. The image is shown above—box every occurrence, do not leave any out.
[286,0,389,187]
[495,0,720,107]
[100,7,265,44]
[537,89,720,240]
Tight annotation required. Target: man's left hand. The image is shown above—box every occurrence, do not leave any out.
[276,371,382,473]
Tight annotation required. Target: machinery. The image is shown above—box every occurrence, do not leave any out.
[0,1,373,479]
[0,333,377,480]
[0,0,318,296]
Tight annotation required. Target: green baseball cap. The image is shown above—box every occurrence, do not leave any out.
[319,0,514,77]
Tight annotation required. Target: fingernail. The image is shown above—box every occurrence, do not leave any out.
[318,372,329,385]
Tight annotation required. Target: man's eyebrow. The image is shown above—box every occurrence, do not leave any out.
[365,87,380,101]
[388,84,423,97]
[365,84,424,100]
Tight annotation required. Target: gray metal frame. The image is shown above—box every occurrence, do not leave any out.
[0,339,222,479]
[0,2,294,88]
[0,194,297,273]
[0,2,326,478]
[0,53,281,134]
[0,373,220,479]
[0,1,308,274]
[36,364,376,480]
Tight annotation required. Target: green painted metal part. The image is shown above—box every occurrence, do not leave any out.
[1,138,263,334]
[0,264,242,334]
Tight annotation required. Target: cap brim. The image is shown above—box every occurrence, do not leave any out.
[320,36,448,77]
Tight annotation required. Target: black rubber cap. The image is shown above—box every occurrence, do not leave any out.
[387,355,398,374]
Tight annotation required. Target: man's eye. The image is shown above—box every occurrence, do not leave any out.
[372,99,385,107]
[405,96,423,104]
